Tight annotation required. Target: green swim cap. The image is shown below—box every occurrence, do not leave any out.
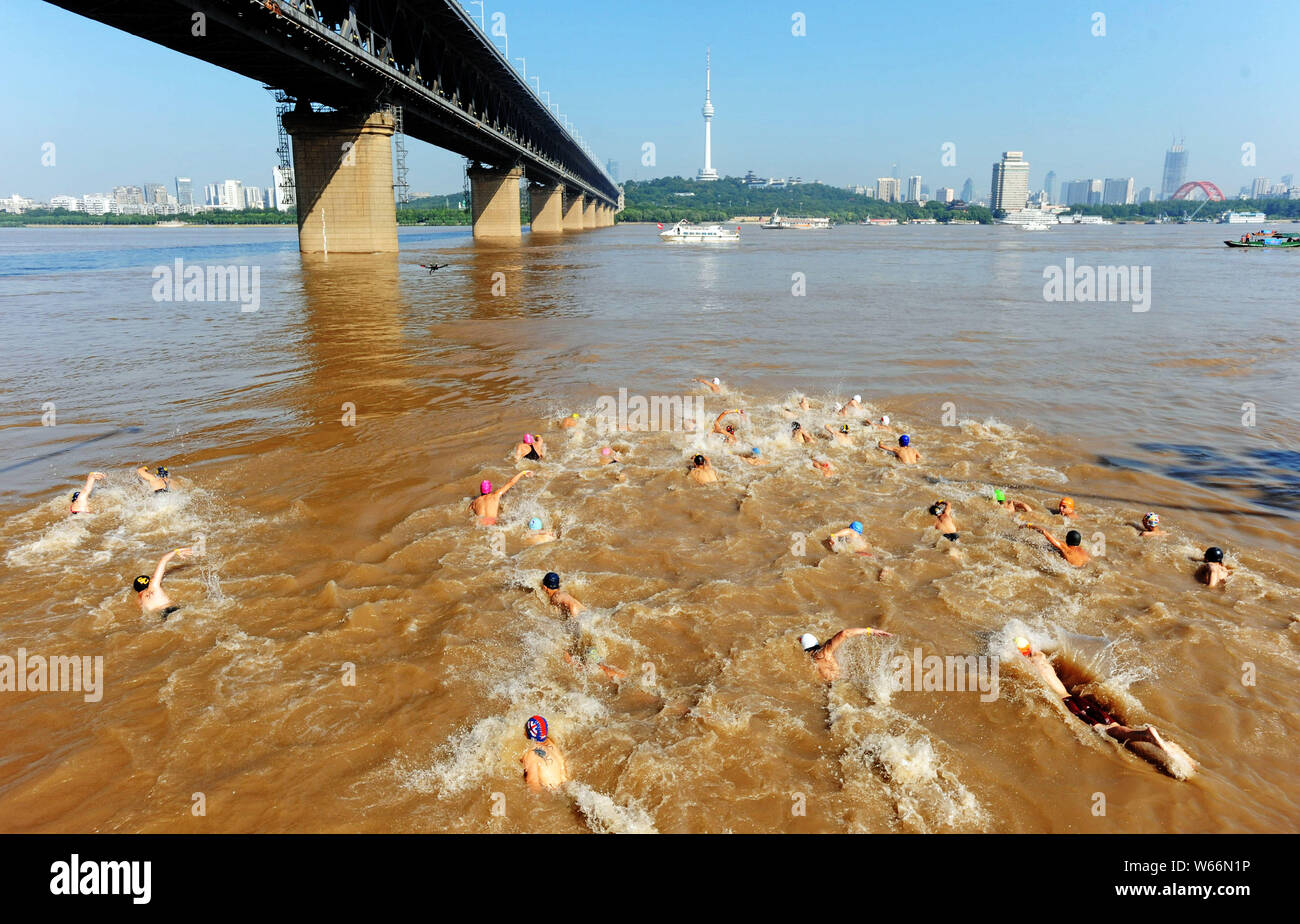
[993,489,1006,502]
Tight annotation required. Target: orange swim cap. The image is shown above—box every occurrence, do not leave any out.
[1059,497,1075,511]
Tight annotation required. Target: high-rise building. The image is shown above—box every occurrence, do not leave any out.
[1086,179,1104,205]
[697,48,718,181]
[1137,186,1154,203]
[906,175,923,202]
[220,179,244,210]
[606,159,620,183]
[175,177,194,211]
[271,167,295,211]
[990,151,1030,212]
[935,187,955,203]
[1060,180,1087,206]
[243,186,264,210]
[876,177,901,202]
[1251,177,1271,198]
[82,193,113,215]
[1102,177,1134,205]
[50,195,80,211]
[960,177,974,202]
[1043,170,1056,203]
[1160,140,1188,199]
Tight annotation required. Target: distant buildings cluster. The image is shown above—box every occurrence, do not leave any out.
[1,168,297,215]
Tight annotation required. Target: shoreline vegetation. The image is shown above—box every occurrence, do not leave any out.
[5,178,1298,228]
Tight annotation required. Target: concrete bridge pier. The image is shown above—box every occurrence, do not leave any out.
[282,107,398,254]
[467,165,524,241]
[528,183,564,234]
[562,191,586,231]
[582,198,598,229]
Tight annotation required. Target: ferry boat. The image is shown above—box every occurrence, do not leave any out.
[861,217,899,226]
[1220,211,1268,224]
[908,218,938,225]
[658,219,740,243]
[1224,230,1300,248]
[1019,220,1054,231]
[760,209,831,230]
[1057,214,1111,225]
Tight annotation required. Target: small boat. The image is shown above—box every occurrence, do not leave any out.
[658,219,740,243]
[1224,230,1300,248]
[1019,220,1053,231]
[761,208,831,230]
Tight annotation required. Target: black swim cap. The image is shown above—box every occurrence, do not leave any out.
[71,491,80,501]
[542,571,560,589]
[1205,547,1224,563]
[1065,530,1082,547]
[133,575,150,592]
[693,454,706,467]
[791,421,801,430]
[157,466,169,478]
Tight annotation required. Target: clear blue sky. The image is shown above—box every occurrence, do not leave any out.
[4,0,1297,199]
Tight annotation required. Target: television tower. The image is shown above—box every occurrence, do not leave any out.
[697,48,719,181]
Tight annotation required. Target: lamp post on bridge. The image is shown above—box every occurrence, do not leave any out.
[467,0,484,32]
[515,57,526,81]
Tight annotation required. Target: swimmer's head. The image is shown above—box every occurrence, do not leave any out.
[791,421,801,431]
[834,402,843,412]
[542,571,560,590]
[1204,546,1224,563]
[1014,636,1032,657]
[930,501,949,516]
[71,491,80,502]
[712,377,720,386]
[523,433,534,445]
[1065,530,1082,547]
[898,434,910,447]
[1059,497,1075,514]
[600,447,611,456]
[525,715,548,742]
[571,413,580,419]
[1142,512,1159,530]
[156,466,169,479]
[693,454,706,467]
[880,415,890,426]
[839,424,850,434]
[751,447,761,457]
[850,521,863,534]
[528,517,543,531]
[725,425,736,434]
[853,394,862,403]
[132,575,150,593]
[585,646,602,663]
[800,633,820,652]
[993,488,1006,503]
[480,480,492,495]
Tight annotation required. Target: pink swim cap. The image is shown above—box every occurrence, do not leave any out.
[480,480,492,495]
[523,433,534,444]
[601,447,611,456]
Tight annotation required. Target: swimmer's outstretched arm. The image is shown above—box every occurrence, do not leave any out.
[82,471,105,494]
[496,470,532,497]
[828,527,859,540]
[876,441,898,456]
[823,627,892,656]
[152,547,192,586]
[1022,523,1065,554]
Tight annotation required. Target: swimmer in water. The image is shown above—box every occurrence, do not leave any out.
[1021,524,1090,566]
[824,422,854,446]
[712,409,745,443]
[1195,547,1232,587]
[742,447,767,466]
[133,547,194,619]
[598,446,621,465]
[523,517,557,546]
[512,433,546,462]
[688,454,718,485]
[826,521,869,553]
[991,488,1034,513]
[1135,512,1168,538]
[782,396,812,418]
[1055,497,1077,518]
[137,465,171,493]
[877,434,921,464]
[872,414,897,434]
[520,715,569,791]
[930,501,959,541]
[560,412,582,430]
[68,471,106,515]
[469,470,532,525]
[542,571,584,616]
[801,628,893,682]
[837,395,864,417]
[1014,637,1195,778]
[694,376,723,393]
[790,421,815,445]
[565,645,627,681]
[811,457,835,477]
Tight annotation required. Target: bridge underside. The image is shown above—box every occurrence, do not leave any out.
[47,0,621,249]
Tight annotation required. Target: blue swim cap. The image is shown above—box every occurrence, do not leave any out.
[899,434,911,447]
[850,521,863,534]
[525,715,548,741]
[528,517,543,530]
[751,447,761,456]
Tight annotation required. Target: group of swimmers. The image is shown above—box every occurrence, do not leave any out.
[474,377,1220,788]
[63,465,194,619]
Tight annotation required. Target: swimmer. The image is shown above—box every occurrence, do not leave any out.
[837,395,864,417]
[520,715,569,791]
[782,396,812,418]
[1195,547,1232,587]
[560,412,582,430]
[469,470,533,525]
[930,501,959,541]
[872,414,897,434]
[542,571,584,616]
[68,471,106,515]
[565,645,628,681]
[598,446,621,465]
[512,433,546,462]
[790,421,815,445]
[133,547,194,618]
[688,454,718,485]
[742,447,768,466]
[801,628,893,682]
[1135,512,1168,538]
[694,376,723,394]
[991,488,1034,513]
[1014,637,1196,778]
[523,517,557,546]
[1055,497,1077,518]
[137,465,171,493]
[877,434,920,464]
[825,521,869,553]
[1021,524,1090,566]
[712,408,745,442]
[811,458,835,477]
[824,422,854,446]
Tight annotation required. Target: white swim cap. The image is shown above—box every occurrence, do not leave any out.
[800,633,819,651]
[712,377,720,385]
[834,402,843,411]
[853,394,861,402]
[881,415,890,425]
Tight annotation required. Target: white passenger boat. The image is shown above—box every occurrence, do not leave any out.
[658,219,740,242]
